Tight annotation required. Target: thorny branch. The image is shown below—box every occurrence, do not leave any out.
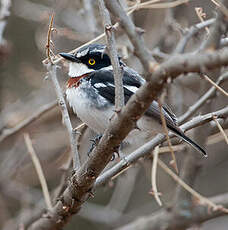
[28,46,228,228]
[95,106,228,187]
[45,16,80,169]
[4,1,227,230]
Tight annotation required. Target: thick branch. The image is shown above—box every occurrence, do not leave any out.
[95,106,228,187]
[116,192,228,230]
[28,48,228,230]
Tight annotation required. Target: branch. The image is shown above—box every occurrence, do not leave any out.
[98,0,124,111]
[0,100,56,143]
[174,18,215,54]
[201,73,228,97]
[28,46,228,229]
[45,15,80,170]
[178,71,228,124]
[116,192,228,230]
[0,0,11,45]
[95,106,228,187]
[104,0,157,79]
[150,146,162,206]
[24,133,52,210]
[47,65,80,169]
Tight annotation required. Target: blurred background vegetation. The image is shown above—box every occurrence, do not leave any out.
[0,0,227,229]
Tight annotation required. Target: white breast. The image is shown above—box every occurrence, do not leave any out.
[66,83,114,134]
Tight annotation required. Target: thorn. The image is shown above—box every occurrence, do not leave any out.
[62,205,70,212]
[115,108,122,114]
[135,27,145,35]
[133,123,141,131]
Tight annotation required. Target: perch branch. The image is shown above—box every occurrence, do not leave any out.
[28,44,228,230]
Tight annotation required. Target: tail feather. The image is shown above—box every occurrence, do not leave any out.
[169,127,207,157]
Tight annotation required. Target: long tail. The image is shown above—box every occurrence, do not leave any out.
[169,126,207,157]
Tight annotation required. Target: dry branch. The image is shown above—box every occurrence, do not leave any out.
[95,106,228,187]
[28,44,228,229]
[0,101,57,143]
[24,133,52,210]
[150,146,162,206]
[98,0,124,111]
[45,15,80,170]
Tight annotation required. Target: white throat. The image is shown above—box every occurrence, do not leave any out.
[68,62,94,77]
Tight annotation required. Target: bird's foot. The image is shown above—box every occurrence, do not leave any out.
[87,134,103,156]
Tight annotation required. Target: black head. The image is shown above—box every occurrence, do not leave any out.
[60,44,112,71]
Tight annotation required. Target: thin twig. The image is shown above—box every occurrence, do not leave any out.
[74,122,86,131]
[48,65,80,169]
[210,0,228,18]
[201,74,228,97]
[127,0,188,10]
[178,72,228,124]
[98,0,124,111]
[23,133,52,210]
[95,106,228,187]
[46,13,54,64]
[213,116,228,144]
[105,0,157,79]
[0,0,11,45]
[158,158,228,213]
[195,7,210,34]
[42,3,140,65]
[133,0,189,9]
[150,146,162,206]
[174,18,215,54]
[46,15,80,170]
[0,101,57,143]
[158,99,178,173]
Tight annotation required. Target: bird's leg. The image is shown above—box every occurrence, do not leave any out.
[110,142,126,161]
[88,136,126,161]
[88,134,103,156]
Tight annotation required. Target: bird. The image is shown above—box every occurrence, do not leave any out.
[59,43,207,157]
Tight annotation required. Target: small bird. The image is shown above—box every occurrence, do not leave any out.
[60,44,207,157]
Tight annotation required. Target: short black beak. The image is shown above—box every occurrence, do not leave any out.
[59,53,80,62]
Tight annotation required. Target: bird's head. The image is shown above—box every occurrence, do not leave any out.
[60,44,112,78]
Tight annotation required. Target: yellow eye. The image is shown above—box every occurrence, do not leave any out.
[88,58,96,65]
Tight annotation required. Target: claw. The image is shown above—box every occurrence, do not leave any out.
[87,134,103,156]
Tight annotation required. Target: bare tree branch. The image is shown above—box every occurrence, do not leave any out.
[98,0,124,111]
[0,101,57,143]
[105,0,157,79]
[47,64,80,170]
[0,0,11,45]
[178,71,228,124]
[95,106,228,187]
[24,133,52,210]
[116,191,228,230]
[28,45,228,229]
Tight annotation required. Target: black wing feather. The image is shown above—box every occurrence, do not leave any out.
[88,68,207,157]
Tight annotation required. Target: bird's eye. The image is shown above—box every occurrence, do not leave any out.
[88,58,96,65]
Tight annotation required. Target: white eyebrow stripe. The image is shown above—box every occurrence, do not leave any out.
[76,47,89,58]
[124,85,138,93]
[94,83,107,88]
